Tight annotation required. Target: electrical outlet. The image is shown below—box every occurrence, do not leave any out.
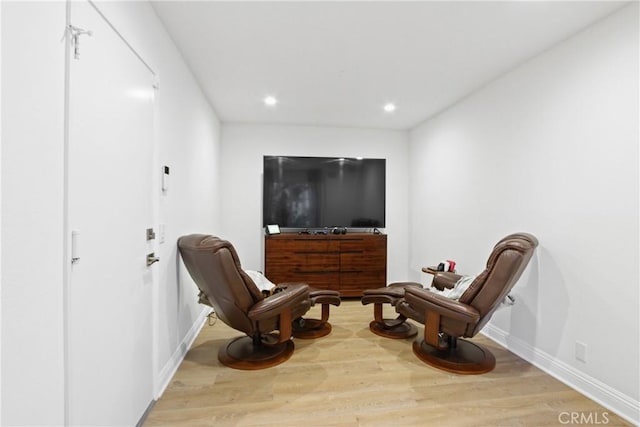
[575,341,587,363]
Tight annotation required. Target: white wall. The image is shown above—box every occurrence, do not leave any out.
[93,0,223,398]
[0,1,4,421]
[220,123,409,284]
[1,1,221,424]
[409,4,638,423]
[1,2,67,424]
[2,1,636,424]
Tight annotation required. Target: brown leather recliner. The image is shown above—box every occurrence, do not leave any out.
[177,234,312,370]
[396,233,538,374]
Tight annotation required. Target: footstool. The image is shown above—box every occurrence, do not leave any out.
[291,287,341,339]
[361,282,421,339]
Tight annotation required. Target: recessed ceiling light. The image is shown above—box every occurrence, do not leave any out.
[264,96,278,106]
[383,103,396,113]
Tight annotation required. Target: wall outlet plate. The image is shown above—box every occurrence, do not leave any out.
[575,341,587,363]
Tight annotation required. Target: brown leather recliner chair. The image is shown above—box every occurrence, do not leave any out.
[178,234,312,370]
[396,233,538,374]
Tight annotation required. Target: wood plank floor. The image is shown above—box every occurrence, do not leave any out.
[145,300,629,426]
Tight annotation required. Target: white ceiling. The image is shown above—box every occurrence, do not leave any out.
[151,1,627,130]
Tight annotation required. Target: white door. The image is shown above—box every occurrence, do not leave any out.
[67,2,155,425]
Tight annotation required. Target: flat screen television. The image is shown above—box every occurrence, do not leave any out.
[263,156,386,229]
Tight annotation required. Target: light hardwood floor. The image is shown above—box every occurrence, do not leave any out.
[145,300,629,426]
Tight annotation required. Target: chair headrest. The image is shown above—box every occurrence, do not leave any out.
[177,234,265,316]
[459,232,538,311]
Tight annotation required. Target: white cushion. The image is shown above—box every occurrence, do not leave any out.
[429,275,475,301]
[245,270,276,292]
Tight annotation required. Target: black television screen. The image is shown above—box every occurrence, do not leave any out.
[263,156,386,229]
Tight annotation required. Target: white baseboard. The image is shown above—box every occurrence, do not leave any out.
[482,324,639,426]
[154,307,209,399]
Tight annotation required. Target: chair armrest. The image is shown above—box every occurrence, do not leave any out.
[404,287,480,324]
[431,272,463,291]
[248,284,309,322]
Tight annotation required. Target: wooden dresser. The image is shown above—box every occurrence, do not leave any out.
[264,233,387,297]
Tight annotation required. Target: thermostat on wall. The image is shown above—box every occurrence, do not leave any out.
[162,166,170,191]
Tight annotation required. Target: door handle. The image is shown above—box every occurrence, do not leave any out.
[146,253,160,267]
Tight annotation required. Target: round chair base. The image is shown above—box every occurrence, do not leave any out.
[218,336,295,370]
[412,338,496,374]
[292,319,332,339]
[369,320,418,339]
